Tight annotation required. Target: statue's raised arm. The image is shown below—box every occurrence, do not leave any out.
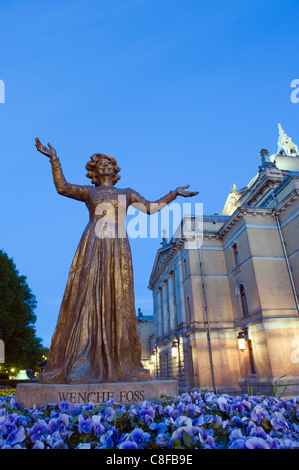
[130,184,199,215]
[35,137,58,160]
[35,137,88,202]
[175,184,199,198]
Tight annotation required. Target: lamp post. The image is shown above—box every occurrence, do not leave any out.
[171,340,178,358]
[151,347,157,379]
[237,331,246,352]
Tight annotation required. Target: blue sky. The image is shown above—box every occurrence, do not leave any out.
[0,0,299,347]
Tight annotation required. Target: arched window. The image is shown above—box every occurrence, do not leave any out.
[239,284,248,317]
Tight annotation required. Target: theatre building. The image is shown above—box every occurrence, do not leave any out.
[148,124,299,397]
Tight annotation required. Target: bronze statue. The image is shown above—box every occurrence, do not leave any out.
[35,138,198,384]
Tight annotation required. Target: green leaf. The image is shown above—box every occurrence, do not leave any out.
[274,373,290,397]
[261,419,273,433]
[5,401,13,411]
[173,439,182,448]
[278,385,288,399]
[183,430,194,449]
[71,415,79,424]
[91,405,107,414]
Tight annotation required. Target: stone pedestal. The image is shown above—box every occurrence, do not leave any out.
[15,380,178,409]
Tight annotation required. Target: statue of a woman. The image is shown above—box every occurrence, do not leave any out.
[35,138,198,384]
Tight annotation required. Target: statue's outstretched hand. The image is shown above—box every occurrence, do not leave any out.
[175,185,199,198]
[35,138,57,159]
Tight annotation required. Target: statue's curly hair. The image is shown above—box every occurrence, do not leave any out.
[85,153,121,186]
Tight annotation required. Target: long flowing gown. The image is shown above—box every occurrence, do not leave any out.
[39,157,176,384]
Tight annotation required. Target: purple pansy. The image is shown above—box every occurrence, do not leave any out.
[156,432,171,447]
[139,401,155,423]
[100,429,115,448]
[58,402,71,412]
[228,438,247,449]
[192,415,205,426]
[231,402,245,414]
[271,411,289,432]
[229,428,245,442]
[118,440,138,449]
[27,419,47,443]
[251,405,270,424]
[6,427,26,446]
[246,436,271,449]
[217,396,229,411]
[250,425,268,439]
[149,421,168,434]
[175,415,193,427]
[47,417,60,434]
[77,414,93,434]
[130,428,150,447]
[104,406,115,423]
[1,388,299,449]
[91,414,105,437]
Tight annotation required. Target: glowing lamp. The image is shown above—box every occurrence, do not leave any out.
[238,332,246,352]
[13,370,30,380]
[172,341,178,358]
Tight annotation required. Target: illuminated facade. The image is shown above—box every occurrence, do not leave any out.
[136,308,154,373]
[148,124,299,397]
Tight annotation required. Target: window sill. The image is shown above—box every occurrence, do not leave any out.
[232,265,241,275]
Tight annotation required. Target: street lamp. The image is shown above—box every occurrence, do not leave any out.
[172,341,178,358]
[237,331,246,352]
[150,348,157,379]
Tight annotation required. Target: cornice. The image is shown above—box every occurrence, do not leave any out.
[148,173,299,290]
[274,189,299,215]
[148,238,184,291]
[218,206,273,237]
[148,206,278,289]
[238,170,287,208]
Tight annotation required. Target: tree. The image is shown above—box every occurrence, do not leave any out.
[0,249,44,372]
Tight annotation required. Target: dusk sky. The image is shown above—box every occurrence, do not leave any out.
[1,0,299,347]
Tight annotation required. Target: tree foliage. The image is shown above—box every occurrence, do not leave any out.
[0,249,44,370]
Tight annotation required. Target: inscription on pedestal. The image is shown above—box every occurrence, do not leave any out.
[15,380,178,408]
[58,389,146,404]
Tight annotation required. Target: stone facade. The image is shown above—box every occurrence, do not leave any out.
[148,124,299,397]
[136,309,154,373]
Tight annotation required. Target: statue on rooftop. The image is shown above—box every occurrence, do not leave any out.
[277,123,299,156]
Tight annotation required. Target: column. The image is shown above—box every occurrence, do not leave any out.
[162,280,169,338]
[156,287,163,341]
[168,271,176,334]
[176,249,187,326]
[152,291,159,341]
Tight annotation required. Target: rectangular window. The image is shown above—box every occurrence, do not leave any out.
[232,243,240,266]
[183,259,187,278]
[165,352,169,378]
[240,285,249,317]
[189,346,194,377]
[186,296,191,325]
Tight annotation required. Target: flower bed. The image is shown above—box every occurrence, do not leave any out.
[0,390,299,449]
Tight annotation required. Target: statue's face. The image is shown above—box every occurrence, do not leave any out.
[96,157,115,177]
